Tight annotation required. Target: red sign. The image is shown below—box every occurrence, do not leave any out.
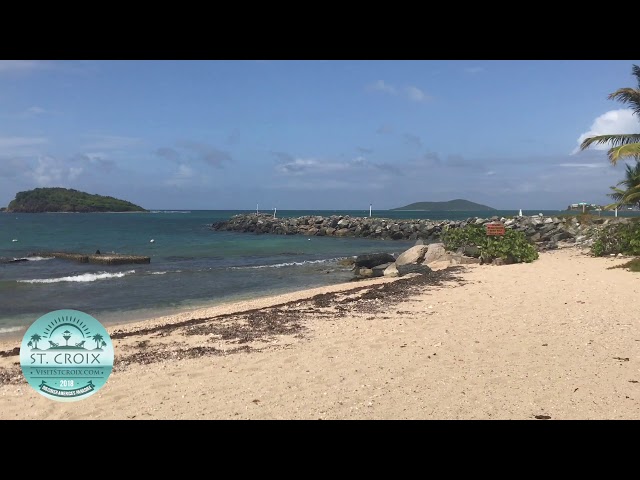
[486,222,505,236]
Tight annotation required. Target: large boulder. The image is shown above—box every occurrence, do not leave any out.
[372,263,392,277]
[383,263,399,277]
[395,245,429,267]
[357,268,375,278]
[354,252,396,269]
[423,242,447,263]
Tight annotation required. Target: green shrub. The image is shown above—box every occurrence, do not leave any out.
[442,225,539,264]
[591,222,640,256]
[440,224,486,251]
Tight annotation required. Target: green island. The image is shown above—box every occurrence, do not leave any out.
[4,187,147,213]
[392,199,496,211]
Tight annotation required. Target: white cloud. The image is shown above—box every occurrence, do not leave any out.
[165,163,196,187]
[276,157,330,174]
[366,80,396,95]
[25,106,46,116]
[367,81,431,103]
[557,163,608,169]
[405,86,430,103]
[30,156,67,186]
[573,109,639,154]
[177,164,193,178]
[68,166,83,180]
[276,156,401,176]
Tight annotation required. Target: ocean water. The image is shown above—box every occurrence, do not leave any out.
[1,208,637,338]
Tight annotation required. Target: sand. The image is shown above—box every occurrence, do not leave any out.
[1,246,639,420]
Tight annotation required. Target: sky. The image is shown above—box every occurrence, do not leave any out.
[1,59,639,210]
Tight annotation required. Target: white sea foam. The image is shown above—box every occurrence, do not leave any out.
[229,258,343,270]
[18,270,136,284]
[151,271,167,275]
[24,256,53,262]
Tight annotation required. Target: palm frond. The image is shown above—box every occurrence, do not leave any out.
[607,186,626,201]
[579,134,640,152]
[604,202,623,210]
[608,143,640,165]
[607,88,640,115]
[634,64,640,89]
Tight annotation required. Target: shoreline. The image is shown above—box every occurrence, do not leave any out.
[0,263,368,344]
[2,247,640,419]
[0,273,407,350]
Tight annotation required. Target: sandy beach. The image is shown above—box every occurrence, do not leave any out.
[1,246,639,420]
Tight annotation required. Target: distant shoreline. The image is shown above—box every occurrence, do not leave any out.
[1,210,149,214]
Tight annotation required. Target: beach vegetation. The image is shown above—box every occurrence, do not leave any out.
[605,162,640,211]
[442,225,538,263]
[591,221,640,256]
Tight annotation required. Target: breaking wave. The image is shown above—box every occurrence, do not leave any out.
[229,258,346,270]
[18,270,136,284]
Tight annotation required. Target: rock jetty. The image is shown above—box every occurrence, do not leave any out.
[212,213,624,248]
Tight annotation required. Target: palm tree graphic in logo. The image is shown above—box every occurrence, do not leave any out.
[92,333,104,350]
[29,333,42,350]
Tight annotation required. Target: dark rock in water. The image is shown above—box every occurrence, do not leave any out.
[397,263,432,276]
[355,253,396,269]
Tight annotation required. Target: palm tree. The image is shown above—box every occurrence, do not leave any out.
[92,333,104,349]
[579,64,640,165]
[30,334,41,349]
[606,162,640,209]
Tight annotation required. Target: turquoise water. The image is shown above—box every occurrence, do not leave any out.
[1,208,637,337]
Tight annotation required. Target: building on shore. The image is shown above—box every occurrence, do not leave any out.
[566,202,603,212]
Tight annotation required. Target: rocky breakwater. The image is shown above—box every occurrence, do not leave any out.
[212,213,623,248]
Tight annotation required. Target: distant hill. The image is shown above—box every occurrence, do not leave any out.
[392,199,496,211]
[5,188,147,213]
